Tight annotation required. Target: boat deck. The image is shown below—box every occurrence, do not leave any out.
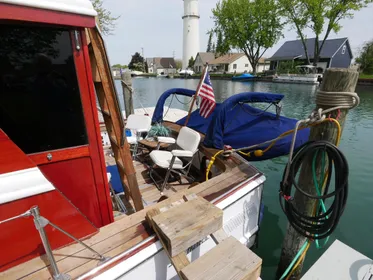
[1,122,262,279]
[1,161,261,279]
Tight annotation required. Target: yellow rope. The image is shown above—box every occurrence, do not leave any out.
[205,118,341,181]
[285,241,311,280]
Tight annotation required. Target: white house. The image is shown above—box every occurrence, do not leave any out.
[209,53,270,73]
[146,57,177,75]
[193,52,215,73]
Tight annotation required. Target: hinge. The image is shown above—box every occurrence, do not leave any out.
[74,30,81,51]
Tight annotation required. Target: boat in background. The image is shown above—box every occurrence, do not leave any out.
[273,65,323,85]
[232,73,256,81]
[152,88,310,161]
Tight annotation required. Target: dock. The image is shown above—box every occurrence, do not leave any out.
[302,240,373,280]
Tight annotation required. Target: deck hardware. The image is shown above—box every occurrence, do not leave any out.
[47,153,52,161]
[74,30,81,51]
[1,206,109,280]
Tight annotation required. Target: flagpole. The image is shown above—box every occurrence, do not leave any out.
[184,63,208,126]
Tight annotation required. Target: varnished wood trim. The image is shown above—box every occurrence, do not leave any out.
[28,146,90,165]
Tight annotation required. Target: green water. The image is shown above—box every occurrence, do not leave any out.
[115,78,373,278]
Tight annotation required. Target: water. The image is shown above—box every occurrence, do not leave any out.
[115,78,373,278]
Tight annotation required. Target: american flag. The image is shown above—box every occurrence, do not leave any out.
[197,71,216,118]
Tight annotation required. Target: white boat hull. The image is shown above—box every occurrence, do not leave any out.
[273,74,319,85]
[78,174,265,280]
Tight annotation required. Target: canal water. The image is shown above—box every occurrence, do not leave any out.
[115,78,373,278]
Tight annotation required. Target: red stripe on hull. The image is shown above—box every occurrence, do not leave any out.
[0,3,95,28]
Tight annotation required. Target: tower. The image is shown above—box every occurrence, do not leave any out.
[182,0,200,70]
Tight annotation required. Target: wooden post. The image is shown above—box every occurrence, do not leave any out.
[276,68,359,279]
[121,71,134,118]
[184,64,208,126]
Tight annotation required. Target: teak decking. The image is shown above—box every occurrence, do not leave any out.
[1,122,262,280]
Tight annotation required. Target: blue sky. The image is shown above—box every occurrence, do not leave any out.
[102,0,373,65]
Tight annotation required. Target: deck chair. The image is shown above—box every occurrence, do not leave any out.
[125,114,151,157]
[149,126,201,193]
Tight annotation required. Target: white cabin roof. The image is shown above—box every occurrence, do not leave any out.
[1,0,97,17]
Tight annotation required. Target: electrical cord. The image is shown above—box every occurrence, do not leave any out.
[279,140,349,240]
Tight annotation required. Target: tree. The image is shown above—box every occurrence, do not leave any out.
[211,43,216,54]
[128,52,145,72]
[175,59,183,70]
[91,0,120,36]
[212,0,283,74]
[356,39,373,74]
[206,33,213,52]
[188,56,195,69]
[112,64,128,69]
[215,31,226,57]
[279,0,373,67]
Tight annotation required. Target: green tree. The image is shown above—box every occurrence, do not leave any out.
[211,42,216,54]
[128,52,145,72]
[175,59,183,70]
[112,64,127,69]
[356,39,373,74]
[279,0,373,67]
[215,31,225,57]
[212,0,283,74]
[206,33,213,52]
[91,0,120,36]
[188,56,195,69]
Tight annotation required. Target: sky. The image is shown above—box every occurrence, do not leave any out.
[102,0,373,65]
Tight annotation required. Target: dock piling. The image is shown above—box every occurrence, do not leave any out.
[276,68,359,279]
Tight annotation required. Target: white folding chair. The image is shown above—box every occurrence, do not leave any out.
[125,114,151,157]
[149,126,201,192]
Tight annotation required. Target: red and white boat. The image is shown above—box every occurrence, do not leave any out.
[0,1,265,279]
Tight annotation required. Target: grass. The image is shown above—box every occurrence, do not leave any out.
[359,73,373,79]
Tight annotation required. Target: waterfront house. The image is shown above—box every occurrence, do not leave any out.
[209,53,270,73]
[111,67,121,78]
[146,57,177,75]
[193,52,215,73]
[269,37,352,71]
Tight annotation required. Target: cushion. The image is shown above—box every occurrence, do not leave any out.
[150,150,184,169]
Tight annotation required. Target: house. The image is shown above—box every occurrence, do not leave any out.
[193,52,215,73]
[209,53,270,73]
[111,67,121,78]
[146,57,177,75]
[269,37,352,71]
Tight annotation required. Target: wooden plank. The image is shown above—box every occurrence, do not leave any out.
[146,208,190,279]
[152,197,223,257]
[88,28,144,211]
[211,228,228,244]
[180,236,262,280]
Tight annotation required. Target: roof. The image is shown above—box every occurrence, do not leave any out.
[147,57,176,69]
[210,53,245,65]
[209,54,269,65]
[1,0,97,16]
[269,37,350,60]
[196,52,215,64]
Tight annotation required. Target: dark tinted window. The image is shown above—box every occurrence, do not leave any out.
[0,24,87,154]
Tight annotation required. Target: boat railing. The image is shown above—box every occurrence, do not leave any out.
[0,206,109,280]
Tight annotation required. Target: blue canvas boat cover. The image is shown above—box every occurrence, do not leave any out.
[153,89,310,161]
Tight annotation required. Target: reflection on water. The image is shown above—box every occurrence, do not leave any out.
[115,79,373,278]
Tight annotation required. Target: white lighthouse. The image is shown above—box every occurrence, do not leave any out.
[182,0,200,70]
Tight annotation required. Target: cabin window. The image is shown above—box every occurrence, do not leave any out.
[342,45,346,54]
[233,64,237,69]
[0,24,88,154]
[245,64,249,67]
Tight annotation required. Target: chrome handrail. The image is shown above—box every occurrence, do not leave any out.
[1,206,109,280]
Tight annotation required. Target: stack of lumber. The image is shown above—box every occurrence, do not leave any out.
[146,194,262,280]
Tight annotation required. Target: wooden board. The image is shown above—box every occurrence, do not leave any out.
[181,236,262,280]
[152,196,223,257]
